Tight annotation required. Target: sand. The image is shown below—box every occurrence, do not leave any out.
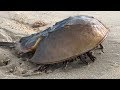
[0,11,120,79]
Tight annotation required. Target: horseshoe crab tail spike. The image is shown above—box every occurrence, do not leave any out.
[0,42,16,48]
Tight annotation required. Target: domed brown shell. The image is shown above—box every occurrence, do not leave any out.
[19,15,109,64]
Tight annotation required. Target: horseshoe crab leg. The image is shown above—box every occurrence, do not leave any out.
[86,51,96,62]
[99,44,104,53]
[34,64,50,72]
[62,61,69,69]
[78,55,88,65]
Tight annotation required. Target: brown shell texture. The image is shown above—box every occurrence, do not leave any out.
[26,15,109,64]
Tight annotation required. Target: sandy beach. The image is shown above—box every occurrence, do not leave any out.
[0,11,120,79]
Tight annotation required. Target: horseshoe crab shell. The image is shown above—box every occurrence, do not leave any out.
[17,15,109,64]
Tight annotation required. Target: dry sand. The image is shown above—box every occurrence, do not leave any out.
[0,11,120,79]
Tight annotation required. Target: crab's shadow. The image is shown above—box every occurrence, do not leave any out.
[28,55,96,74]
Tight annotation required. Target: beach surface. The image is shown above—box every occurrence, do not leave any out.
[0,11,120,79]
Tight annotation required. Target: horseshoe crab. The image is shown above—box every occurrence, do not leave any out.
[0,15,109,66]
